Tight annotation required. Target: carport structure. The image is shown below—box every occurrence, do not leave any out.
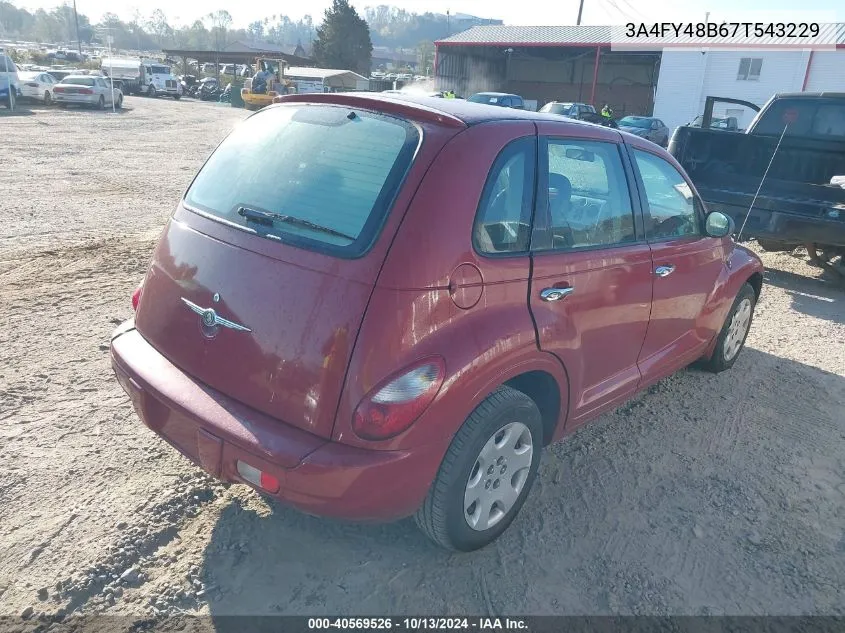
[162,40,311,77]
[434,25,661,115]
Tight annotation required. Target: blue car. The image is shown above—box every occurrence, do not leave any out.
[0,49,21,109]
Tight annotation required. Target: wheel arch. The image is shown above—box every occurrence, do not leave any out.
[504,370,563,446]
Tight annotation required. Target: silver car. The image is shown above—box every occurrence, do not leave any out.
[617,116,670,147]
[53,75,123,110]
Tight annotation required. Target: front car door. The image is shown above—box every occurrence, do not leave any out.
[627,141,726,384]
[529,123,653,428]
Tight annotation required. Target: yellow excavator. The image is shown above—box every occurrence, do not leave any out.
[241,57,296,110]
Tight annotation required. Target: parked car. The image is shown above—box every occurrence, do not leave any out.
[111,93,763,552]
[467,92,525,109]
[539,101,596,119]
[539,101,619,128]
[618,116,671,147]
[689,114,739,131]
[17,70,57,104]
[670,93,845,275]
[53,75,123,109]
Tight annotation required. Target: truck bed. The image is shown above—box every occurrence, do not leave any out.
[670,123,845,247]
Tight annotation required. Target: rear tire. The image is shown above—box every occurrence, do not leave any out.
[116,94,123,109]
[174,94,181,100]
[414,385,543,551]
[701,283,756,374]
[97,95,105,110]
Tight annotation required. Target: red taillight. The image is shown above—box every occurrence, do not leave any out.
[131,284,143,311]
[236,460,280,493]
[79,88,93,94]
[26,82,39,87]
[352,357,446,441]
[54,87,65,92]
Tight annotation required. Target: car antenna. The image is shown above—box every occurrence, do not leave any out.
[736,109,796,242]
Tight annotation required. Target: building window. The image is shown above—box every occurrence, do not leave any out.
[737,57,762,81]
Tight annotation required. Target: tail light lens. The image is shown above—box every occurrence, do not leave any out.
[352,357,446,441]
[80,88,93,94]
[131,284,143,311]
[54,87,64,92]
[26,82,39,87]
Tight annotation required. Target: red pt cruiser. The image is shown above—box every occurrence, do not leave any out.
[111,93,764,551]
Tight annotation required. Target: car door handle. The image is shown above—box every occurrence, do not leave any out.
[655,265,676,277]
[540,287,575,302]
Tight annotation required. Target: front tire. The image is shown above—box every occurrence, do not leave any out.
[415,386,543,551]
[701,283,756,373]
[174,94,181,100]
[148,85,156,98]
[97,95,105,110]
[44,91,52,106]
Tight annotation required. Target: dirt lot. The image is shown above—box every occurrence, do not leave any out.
[1,97,844,622]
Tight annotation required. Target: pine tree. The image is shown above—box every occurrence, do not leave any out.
[312,0,372,76]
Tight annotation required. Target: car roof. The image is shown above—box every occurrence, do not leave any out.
[772,92,845,99]
[19,70,42,78]
[471,92,519,98]
[58,75,98,81]
[275,92,624,130]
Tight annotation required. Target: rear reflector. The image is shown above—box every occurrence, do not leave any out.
[131,284,143,311]
[236,460,280,493]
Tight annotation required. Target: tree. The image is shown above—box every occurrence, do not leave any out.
[247,20,264,41]
[147,9,172,47]
[206,9,232,52]
[312,0,372,75]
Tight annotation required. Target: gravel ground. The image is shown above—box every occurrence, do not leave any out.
[1,98,844,622]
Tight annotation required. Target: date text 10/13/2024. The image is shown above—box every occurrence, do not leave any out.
[308,618,528,631]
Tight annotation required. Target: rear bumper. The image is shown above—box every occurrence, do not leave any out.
[709,202,845,247]
[53,94,98,105]
[109,322,445,522]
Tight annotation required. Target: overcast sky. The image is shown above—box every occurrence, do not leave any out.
[15,0,845,31]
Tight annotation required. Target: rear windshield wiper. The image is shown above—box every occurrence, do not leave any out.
[237,206,356,242]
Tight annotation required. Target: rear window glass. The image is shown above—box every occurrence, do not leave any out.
[754,99,845,139]
[184,104,419,257]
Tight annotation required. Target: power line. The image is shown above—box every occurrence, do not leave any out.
[596,0,637,22]
[619,0,649,21]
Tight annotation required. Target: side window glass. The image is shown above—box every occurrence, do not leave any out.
[633,149,701,239]
[473,138,536,255]
[537,139,636,251]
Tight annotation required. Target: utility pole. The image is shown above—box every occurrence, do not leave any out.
[577,0,585,25]
[72,0,82,54]
[446,10,450,36]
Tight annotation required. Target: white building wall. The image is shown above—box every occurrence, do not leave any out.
[653,48,845,133]
[804,50,845,92]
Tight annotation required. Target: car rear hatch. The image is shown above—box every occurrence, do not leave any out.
[134,100,462,439]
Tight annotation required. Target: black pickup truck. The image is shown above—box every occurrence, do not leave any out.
[669,93,845,268]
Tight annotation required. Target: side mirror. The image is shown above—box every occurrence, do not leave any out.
[705,211,734,238]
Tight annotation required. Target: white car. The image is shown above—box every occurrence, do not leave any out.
[18,71,57,105]
[53,75,123,109]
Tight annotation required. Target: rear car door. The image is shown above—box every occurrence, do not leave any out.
[529,125,652,426]
[628,144,726,382]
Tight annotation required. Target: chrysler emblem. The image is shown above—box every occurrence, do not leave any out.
[181,297,252,335]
